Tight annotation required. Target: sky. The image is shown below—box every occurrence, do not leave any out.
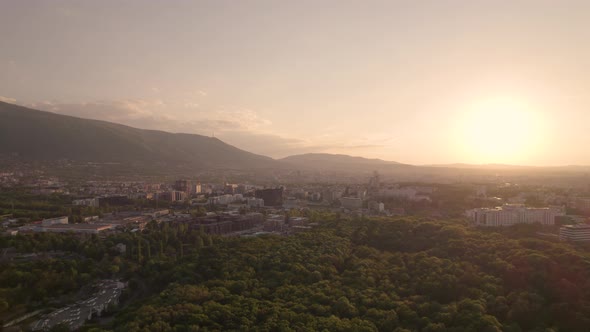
[1,0,589,166]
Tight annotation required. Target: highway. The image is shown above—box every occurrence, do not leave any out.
[31,280,123,331]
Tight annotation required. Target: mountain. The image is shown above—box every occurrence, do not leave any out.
[0,101,277,170]
[280,153,406,172]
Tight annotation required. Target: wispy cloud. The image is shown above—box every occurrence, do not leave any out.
[27,99,271,135]
[0,96,16,103]
[14,98,399,159]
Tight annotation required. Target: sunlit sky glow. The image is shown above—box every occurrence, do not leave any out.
[1,0,589,165]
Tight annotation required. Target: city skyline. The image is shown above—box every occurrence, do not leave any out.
[2,1,590,166]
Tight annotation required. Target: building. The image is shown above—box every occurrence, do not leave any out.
[368,201,385,213]
[115,243,127,253]
[340,197,363,210]
[194,182,202,194]
[368,171,380,194]
[171,191,187,202]
[36,224,115,234]
[188,213,264,235]
[208,194,243,205]
[264,214,288,232]
[570,197,590,212]
[560,224,590,242]
[378,186,432,202]
[466,204,565,227]
[247,198,264,208]
[98,195,131,207]
[73,198,99,207]
[283,197,302,209]
[322,190,343,203]
[42,216,69,226]
[174,179,191,194]
[224,183,238,194]
[129,192,147,200]
[309,192,321,202]
[255,188,284,207]
[144,209,170,219]
[83,215,100,222]
[3,230,18,236]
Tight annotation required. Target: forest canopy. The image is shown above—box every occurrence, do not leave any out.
[105,216,590,332]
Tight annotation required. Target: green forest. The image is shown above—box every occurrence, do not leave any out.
[2,215,590,331]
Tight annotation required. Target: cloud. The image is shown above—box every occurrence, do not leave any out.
[218,131,312,157]
[16,98,398,159]
[219,131,397,159]
[0,96,16,103]
[27,99,272,135]
[20,98,320,157]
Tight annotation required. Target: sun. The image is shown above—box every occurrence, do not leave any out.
[455,97,542,164]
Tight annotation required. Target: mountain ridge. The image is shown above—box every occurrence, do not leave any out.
[2,101,589,174]
[0,101,277,170]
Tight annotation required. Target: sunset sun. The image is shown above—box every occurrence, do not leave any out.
[456,98,542,164]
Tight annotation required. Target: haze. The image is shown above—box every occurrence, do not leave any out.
[1,0,589,166]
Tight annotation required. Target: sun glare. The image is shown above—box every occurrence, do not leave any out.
[455,98,542,164]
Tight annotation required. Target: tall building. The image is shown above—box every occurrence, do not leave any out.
[224,183,238,194]
[466,204,565,227]
[368,171,380,194]
[255,188,284,207]
[171,191,187,202]
[174,179,191,194]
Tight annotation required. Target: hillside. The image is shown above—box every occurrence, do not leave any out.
[0,101,276,170]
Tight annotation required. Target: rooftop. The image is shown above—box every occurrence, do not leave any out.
[42,224,114,230]
[561,224,590,229]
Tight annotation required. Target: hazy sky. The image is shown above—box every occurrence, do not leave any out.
[1,0,589,165]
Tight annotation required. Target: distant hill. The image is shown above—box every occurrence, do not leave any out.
[425,163,536,170]
[0,101,277,170]
[280,153,407,172]
[426,163,590,172]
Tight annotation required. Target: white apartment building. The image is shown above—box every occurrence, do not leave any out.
[466,204,565,227]
[559,224,590,242]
